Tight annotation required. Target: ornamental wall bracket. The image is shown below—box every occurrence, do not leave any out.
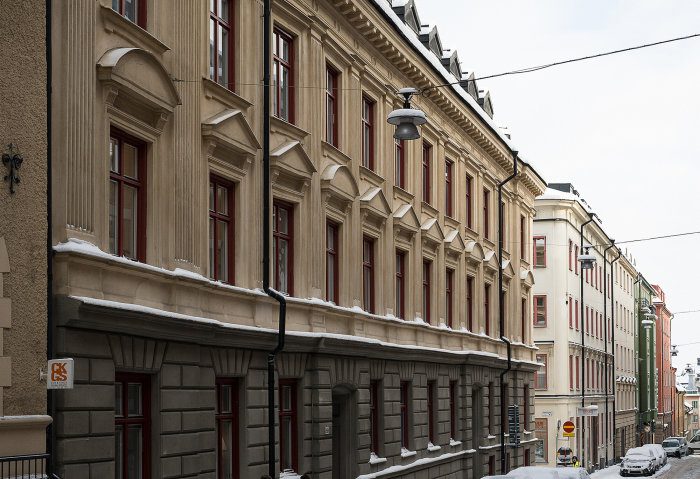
[2,143,22,194]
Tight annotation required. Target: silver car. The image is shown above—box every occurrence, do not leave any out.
[619,453,655,476]
[662,438,686,457]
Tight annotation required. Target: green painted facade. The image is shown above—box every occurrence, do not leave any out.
[636,275,657,443]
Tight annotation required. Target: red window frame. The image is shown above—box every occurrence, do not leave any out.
[210,0,234,89]
[466,276,474,332]
[445,269,453,328]
[575,300,579,329]
[569,355,574,389]
[216,378,239,479]
[422,142,431,204]
[369,380,379,454]
[533,236,546,267]
[569,298,573,328]
[112,0,147,28]
[400,381,410,449]
[394,138,405,188]
[533,295,546,327]
[325,65,339,147]
[273,200,293,294]
[569,240,573,270]
[445,159,453,217]
[483,189,490,239]
[449,381,456,439]
[362,96,374,170]
[576,356,580,389]
[326,221,339,303]
[535,354,547,389]
[109,127,146,262]
[535,418,548,462]
[422,260,431,324]
[363,236,375,313]
[115,372,151,479]
[484,284,490,336]
[574,245,579,274]
[279,380,298,473]
[209,175,235,283]
[395,250,405,319]
[466,174,473,228]
[427,380,436,443]
[585,306,589,334]
[273,27,294,122]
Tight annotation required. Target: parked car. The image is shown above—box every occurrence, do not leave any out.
[662,438,687,457]
[627,447,661,471]
[619,451,656,476]
[641,443,667,466]
[554,467,591,478]
[506,466,560,478]
[669,436,689,456]
[689,432,700,453]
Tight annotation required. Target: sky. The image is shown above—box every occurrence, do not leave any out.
[421,1,700,371]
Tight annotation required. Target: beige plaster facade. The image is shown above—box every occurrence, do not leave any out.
[0,0,52,458]
[49,0,545,477]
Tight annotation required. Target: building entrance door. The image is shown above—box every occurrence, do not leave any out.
[332,385,357,479]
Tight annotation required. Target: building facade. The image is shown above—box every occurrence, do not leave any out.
[636,276,657,445]
[652,285,673,442]
[0,0,53,464]
[49,0,546,478]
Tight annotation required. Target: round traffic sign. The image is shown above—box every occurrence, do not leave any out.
[563,421,575,433]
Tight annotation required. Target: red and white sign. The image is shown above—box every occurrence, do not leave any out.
[47,359,74,389]
[563,421,575,433]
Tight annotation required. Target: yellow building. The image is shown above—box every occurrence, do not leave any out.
[47,0,545,477]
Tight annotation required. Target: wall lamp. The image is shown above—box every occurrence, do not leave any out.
[577,244,596,270]
[387,88,427,140]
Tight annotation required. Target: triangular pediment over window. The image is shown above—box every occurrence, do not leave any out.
[202,109,260,166]
[360,187,391,232]
[483,250,499,273]
[321,164,359,213]
[501,259,515,279]
[270,141,317,195]
[465,240,485,264]
[444,228,465,257]
[421,218,444,251]
[521,269,535,288]
[393,204,420,242]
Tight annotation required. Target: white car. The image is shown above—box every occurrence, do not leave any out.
[689,433,700,453]
[662,438,686,457]
[641,443,667,466]
[506,466,560,478]
[619,453,655,476]
[627,447,660,471]
[554,467,591,479]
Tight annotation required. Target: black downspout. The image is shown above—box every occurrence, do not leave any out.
[263,1,287,476]
[610,248,621,461]
[603,241,615,467]
[579,215,594,469]
[499,151,518,474]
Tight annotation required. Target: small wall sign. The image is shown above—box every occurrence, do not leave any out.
[47,358,74,389]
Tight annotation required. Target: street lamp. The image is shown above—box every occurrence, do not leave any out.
[578,245,596,270]
[386,88,427,140]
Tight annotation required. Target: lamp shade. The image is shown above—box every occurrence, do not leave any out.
[641,319,654,329]
[387,108,427,141]
[577,253,596,270]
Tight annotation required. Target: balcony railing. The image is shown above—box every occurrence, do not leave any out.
[0,454,51,479]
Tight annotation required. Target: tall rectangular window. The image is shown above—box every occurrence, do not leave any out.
[484,284,491,336]
[422,143,431,203]
[209,176,234,283]
[586,306,589,334]
[533,236,546,267]
[568,298,573,328]
[273,28,294,122]
[575,245,579,274]
[575,300,579,329]
[115,373,151,479]
[521,297,526,341]
[576,356,580,389]
[362,96,374,170]
[216,378,239,479]
[535,418,548,463]
[533,295,546,327]
[279,380,298,473]
[483,189,490,239]
[535,354,547,389]
[112,0,146,27]
[499,201,506,249]
[209,0,233,89]
[569,356,574,389]
[422,260,431,324]
[325,65,339,147]
[445,269,454,328]
[394,138,405,188]
[400,382,410,449]
[109,128,146,262]
[395,250,405,319]
[487,383,492,433]
[569,240,573,270]
[466,276,474,332]
[273,201,293,294]
[427,381,436,444]
[520,215,526,259]
[466,174,473,228]
[445,160,453,217]
[326,221,338,303]
[523,385,529,431]
[449,381,457,440]
[369,380,380,454]
[363,237,375,313]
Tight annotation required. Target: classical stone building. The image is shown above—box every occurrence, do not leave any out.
[0,0,53,466]
[636,275,657,445]
[48,0,547,477]
[652,285,673,442]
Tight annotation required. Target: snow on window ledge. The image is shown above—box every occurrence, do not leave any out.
[369,452,388,464]
[401,447,417,458]
[450,438,462,446]
[427,442,441,452]
[279,471,302,479]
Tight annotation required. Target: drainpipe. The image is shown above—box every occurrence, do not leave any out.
[579,214,594,470]
[498,151,517,474]
[263,0,287,476]
[610,248,621,461]
[603,241,616,467]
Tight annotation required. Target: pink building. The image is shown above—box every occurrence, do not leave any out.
[652,285,673,441]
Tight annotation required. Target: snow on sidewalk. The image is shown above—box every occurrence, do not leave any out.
[590,462,671,478]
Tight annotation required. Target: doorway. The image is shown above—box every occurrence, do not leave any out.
[332,385,357,479]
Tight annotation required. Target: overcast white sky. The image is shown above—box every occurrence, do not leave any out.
[422,1,700,371]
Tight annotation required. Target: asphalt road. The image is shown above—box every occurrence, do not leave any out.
[659,455,700,479]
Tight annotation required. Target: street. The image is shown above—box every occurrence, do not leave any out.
[591,455,700,479]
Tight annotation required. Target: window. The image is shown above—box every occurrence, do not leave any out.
[422,143,431,203]
[395,250,405,319]
[569,240,572,270]
[216,378,239,479]
[466,175,473,228]
[569,356,574,389]
[362,96,374,169]
[363,237,375,313]
[326,221,339,303]
[466,277,474,332]
[523,385,529,430]
[575,245,579,274]
[326,65,339,147]
[111,0,146,28]
[422,260,431,324]
[533,236,546,267]
[483,189,490,239]
[535,418,548,463]
[115,373,150,479]
[575,300,579,329]
[487,382,493,433]
[370,380,380,454]
[533,296,546,327]
[109,128,146,262]
[273,201,293,294]
[427,381,436,444]
[400,382,410,449]
[394,138,405,188]
[576,356,580,389]
[520,215,526,259]
[535,354,547,389]
[499,202,505,249]
[585,306,589,334]
[273,28,294,122]
[209,176,234,283]
[209,0,233,89]
[445,269,453,328]
[445,160,453,217]
[489,455,496,475]
[484,284,491,336]
[521,298,526,340]
[449,381,457,440]
[279,380,298,473]
[568,298,573,328]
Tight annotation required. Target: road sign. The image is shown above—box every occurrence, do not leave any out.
[563,432,575,437]
[47,358,74,389]
[563,421,575,433]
